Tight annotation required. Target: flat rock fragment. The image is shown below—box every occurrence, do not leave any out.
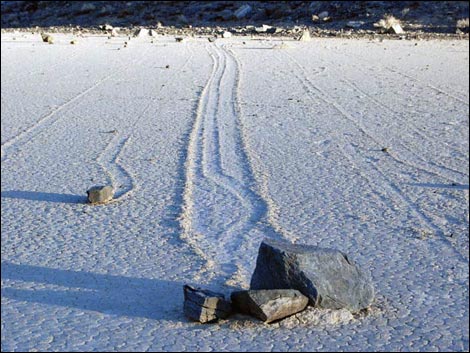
[231,289,308,323]
[183,285,231,323]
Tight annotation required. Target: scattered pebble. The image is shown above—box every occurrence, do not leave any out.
[41,33,54,44]
[86,185,114,204]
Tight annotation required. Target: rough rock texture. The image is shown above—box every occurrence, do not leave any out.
[183,285,231,323]
[231,289,309,323]
[1,1,468,35]
[86,185,114,204]
[250,239,374,312]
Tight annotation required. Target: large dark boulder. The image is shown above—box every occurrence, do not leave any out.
[250,239,374,312]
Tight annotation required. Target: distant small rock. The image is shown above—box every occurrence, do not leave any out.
[231,289,309,323]
[70,40,77,45]
[255,24,272,33]
[456,18,469,33]
[134,28,151,38]
[208,37,216,42]
[222,31,232,38]
[101,23,114,31]
[41,33,53,44]
[298,29,311,42]
[374,15,404,34]
[175,37,184,42]
[87,185,114,204]
[183,285,231,323]
[388,23,404,34]
[311,14,320,22]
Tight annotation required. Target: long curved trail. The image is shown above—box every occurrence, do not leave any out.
[0,46,152,163]
[95,44,195,205]
[275,49,469,264]
[181,43,285,287]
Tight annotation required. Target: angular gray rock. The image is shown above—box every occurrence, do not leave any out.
[255,24,272,33]
[231,289,308,323]
[87,185,114,204]
[250,239,374,312]
[183,285,231,323]
[100,23,113,31]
